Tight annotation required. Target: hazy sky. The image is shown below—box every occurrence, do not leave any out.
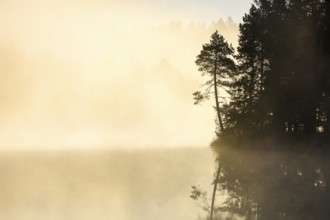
[1,0,252,24]
[0,0,253,149]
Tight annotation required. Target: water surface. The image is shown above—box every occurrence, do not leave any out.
[0,147,214,220]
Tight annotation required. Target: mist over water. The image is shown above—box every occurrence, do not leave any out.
[0,18,238,149]
[0,147,214,220]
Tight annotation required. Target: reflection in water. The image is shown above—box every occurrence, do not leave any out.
[0,148,213,220]
[216,146,330,220]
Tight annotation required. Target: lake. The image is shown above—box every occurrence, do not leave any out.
[216,145,330,220]
[0,147,214,220]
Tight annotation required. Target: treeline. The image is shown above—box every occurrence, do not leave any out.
[192,1,330,219]
[195,0,330,144]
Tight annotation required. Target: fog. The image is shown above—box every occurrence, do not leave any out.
[0,2,240,149]
[0,148,214,220]
[0,1,244,218]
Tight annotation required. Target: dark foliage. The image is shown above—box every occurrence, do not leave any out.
[225,0,330,140]
[216,143,330,220]
[194,31,236,133]
[193,0,330,219]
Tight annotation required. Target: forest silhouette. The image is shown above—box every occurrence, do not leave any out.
[192,0,330,219]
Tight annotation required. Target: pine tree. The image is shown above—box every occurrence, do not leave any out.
[194,30,236,220]
[194,30,236,133]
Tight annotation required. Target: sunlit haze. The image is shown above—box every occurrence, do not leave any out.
[0,0,252,149]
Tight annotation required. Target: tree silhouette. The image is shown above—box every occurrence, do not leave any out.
[194,30,236,220]
[212,0,330,140]
[194,30,236,133]
[193,0,330,219]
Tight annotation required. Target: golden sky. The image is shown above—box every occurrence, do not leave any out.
[0,0,252,149]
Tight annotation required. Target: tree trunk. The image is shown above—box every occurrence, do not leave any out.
[210,159,221,220]
[248,62,256,115]
[259,53,265,97]
[213,59,224,133]
[210,55,223,220]
[256,203,260,220]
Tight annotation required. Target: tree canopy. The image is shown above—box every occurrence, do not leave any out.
[199,0,330,144]
[194,31,235,133]
[193,1,330,219]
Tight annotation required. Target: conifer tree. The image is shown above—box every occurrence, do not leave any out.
[194,31,236,133]
[194,30,236,220]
